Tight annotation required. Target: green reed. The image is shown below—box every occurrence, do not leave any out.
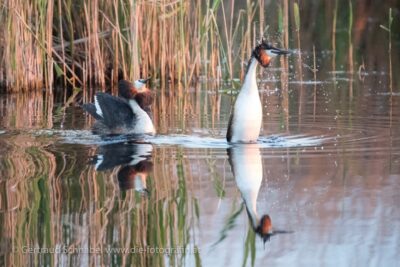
[293,1,304,121]
[380,8,394,93]
[348,0,354,98]
[242,226,256,267]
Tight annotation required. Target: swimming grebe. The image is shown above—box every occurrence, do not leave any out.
[226,41,290,143]
[82,78,155,135]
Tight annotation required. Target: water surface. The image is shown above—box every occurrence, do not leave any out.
[1,7,400,263]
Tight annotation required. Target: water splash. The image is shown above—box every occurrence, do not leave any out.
[35,129,330,149]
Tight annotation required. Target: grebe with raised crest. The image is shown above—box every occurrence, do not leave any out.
[226,41,290,143]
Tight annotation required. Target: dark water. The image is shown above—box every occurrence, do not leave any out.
[1,5,400,266]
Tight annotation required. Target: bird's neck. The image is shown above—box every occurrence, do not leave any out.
[243,189,260,229]
[241,57,259,95]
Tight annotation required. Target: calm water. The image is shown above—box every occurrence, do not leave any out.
[1,63,399,266]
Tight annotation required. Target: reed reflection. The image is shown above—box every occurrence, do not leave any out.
[228,144,292,243]
[89,142,153,193]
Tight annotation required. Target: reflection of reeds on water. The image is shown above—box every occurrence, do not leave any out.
[0,137,201,265]
[0,134,58,266]
[0,92,54,129]
[380,7,394,124]
[313,45,318,120]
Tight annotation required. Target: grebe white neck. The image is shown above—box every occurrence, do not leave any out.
[128,100,155,134]
[242,57,258,93]
[229,57,262,143]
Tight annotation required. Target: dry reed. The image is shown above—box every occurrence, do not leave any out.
[0,0,274,93]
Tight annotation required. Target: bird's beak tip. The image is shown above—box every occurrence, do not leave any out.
[279,49,292,55]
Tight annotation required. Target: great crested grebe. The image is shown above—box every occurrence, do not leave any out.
[82,78,155,135]
[226,41,290,143]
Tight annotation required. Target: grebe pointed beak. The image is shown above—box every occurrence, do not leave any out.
[267,47,291,57]
[138,77,151,84]
[134,77,151,90]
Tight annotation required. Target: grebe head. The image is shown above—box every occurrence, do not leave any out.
[119,78,151,99]
[253,40,291,67]
[134,77,151,92]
